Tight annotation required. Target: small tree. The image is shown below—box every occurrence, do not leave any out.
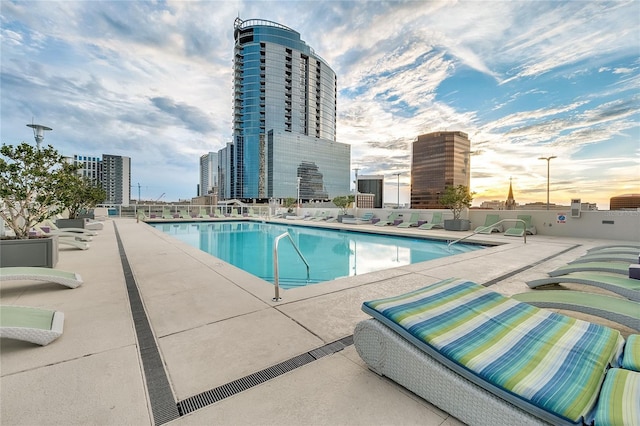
[283,197,297,213]
[61,175,107,219]
[332,195,355,215]
[0,143,78,239]
[439,185,474,220]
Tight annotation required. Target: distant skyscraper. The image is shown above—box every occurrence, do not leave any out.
[220,18,350,202]
[357,175,384,208]
[72,154,131,206]
[102,155,131,207]
[199,152,219,196]
[410,131,471,209]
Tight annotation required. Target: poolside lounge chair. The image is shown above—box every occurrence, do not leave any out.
[527,271,640,302]
[513,290,640,332]
[354,278,634,425]
[588,243,640,252]
[418,212,444,230]
[179,209,190,218]
[43,219,98,236]
[214,209,224,218]
[230,208,242,218]
[569,253,638,264]
[304,211,322,221]
[397,212,420,228]
[0,267,83,288]
[0,305,65,345]
[586,247,640,256]
[474,213,503,234]
[375,212,401,226]
[35,224,93,242]
[549,261,631,277]
[161,209,174,219]
[504,215,536,237]
[83,218,104,231]
[311,212,329,221]
[199,208,212,219]
[58,237,90,250]
[342,212,375,225]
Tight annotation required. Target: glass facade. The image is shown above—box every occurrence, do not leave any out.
[199,152,218,196]
[411,132,470,209]
[224,18,349,201]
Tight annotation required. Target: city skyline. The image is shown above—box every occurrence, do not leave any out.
[1,1,638,208]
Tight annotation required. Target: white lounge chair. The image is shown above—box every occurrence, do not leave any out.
[0,267,83,288]
[0,305,65,345]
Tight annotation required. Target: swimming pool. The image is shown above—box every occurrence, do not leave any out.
[153,221,484,288]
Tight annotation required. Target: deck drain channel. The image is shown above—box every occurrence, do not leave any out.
[114,223,180,425]
[177,335,354,416]
[482,244,581,287]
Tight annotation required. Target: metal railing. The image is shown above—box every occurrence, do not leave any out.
[273,232,310,301]
[447,219,527,248]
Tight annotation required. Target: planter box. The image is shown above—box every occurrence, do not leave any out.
[444,219,471,231]
[337,214,354,223]
[0,235,59,268]
[56,218,85,229]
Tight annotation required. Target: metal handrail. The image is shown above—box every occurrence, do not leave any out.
[273,232,310,301]
[447,219,527,248]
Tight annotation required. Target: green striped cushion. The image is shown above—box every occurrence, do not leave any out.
[362,278,624,424]
[593,368,640,425]
[622,335,640,372]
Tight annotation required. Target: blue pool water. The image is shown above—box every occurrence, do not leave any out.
[153,221,484,289]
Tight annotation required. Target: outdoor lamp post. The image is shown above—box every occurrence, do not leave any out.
[393,172,401,209]
[296,177,301,216]
[353,167,360,217]
[538,156,557,210]
[26,123,52,150]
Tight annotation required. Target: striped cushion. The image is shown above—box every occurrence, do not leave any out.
[622,335,640,372]
[593,368,640,425]
[362,278,624,424]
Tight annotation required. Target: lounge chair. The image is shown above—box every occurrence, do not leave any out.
[527,271,640,302]
[586,247,640,256]
[311,212,328,221]
[354,278,633,425]
[179,209,190,218]
[549,261,631,277]
[43,219,98,237]
[230,208,242,218]
[569,253,638,264]
[512,290,640,332]
[375,212,401,226]
[83,218,104,231]
[474,213,503,234]
[0,305,65,345]
[418,212,443,230]
[214,209,224,218]
[35,224,92,242]
[587,243,640,252]
[58,238,90,250]
[397,212,420,228]
[342,212,374,225]
[0,267,83,288]
[247,208,258,217]
[161,209,174,220]
[199,208,212,219]
[504,215,536,236]
[304,211,322,221]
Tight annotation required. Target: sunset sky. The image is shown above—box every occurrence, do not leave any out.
[1,1,638,208]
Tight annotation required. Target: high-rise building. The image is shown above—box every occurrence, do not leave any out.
[410,131,471,209]
[72,154,131,206]
[220,18,350,202]
[357,175,384,208]
[102,155,131,207]
[199,152,219,196]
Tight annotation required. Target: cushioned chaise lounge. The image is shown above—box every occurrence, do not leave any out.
[354,278,636,426]
[0,305,65,345]
[527,271,640,302]
[512,290,640,332]
[0,267,83,288]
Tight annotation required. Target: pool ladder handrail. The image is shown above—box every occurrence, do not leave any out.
[273,232,310,301]
[447,219,527,248]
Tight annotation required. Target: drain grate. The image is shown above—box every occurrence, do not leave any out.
[177,335,354,415]
[114,224,180,425]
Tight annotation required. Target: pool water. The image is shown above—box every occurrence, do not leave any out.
[153,221,484,289]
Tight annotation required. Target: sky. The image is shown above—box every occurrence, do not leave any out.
[1,1,639,209]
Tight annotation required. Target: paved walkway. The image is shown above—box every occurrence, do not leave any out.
[1,218,634,425]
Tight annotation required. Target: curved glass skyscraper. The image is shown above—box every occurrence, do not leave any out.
[221,18,350,201]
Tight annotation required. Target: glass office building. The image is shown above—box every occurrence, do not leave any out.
[221,18,350,201]
[411,131,471,209]
[199,152,218,196]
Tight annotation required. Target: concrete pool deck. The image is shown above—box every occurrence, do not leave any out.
[1,218,636,425]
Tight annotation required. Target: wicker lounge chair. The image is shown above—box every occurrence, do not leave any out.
[354,278,634,425]
[527,271,640,302]
[397,212,420,228]
[0,267,83,288]
[512,290,640,332]
[418,212,444,230]
[549,261,630,276]
[474,213,503,234]
[0,305,65,345]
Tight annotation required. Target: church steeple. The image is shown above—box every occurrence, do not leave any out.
[505,177,516,210]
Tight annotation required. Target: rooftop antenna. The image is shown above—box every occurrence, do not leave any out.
[26,119,52,150]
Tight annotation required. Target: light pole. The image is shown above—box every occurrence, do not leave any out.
[353,167,360,217]
[538,156,556,210]
[296,177,301,216]
[393,172,401,209]
[26,123,52,149]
